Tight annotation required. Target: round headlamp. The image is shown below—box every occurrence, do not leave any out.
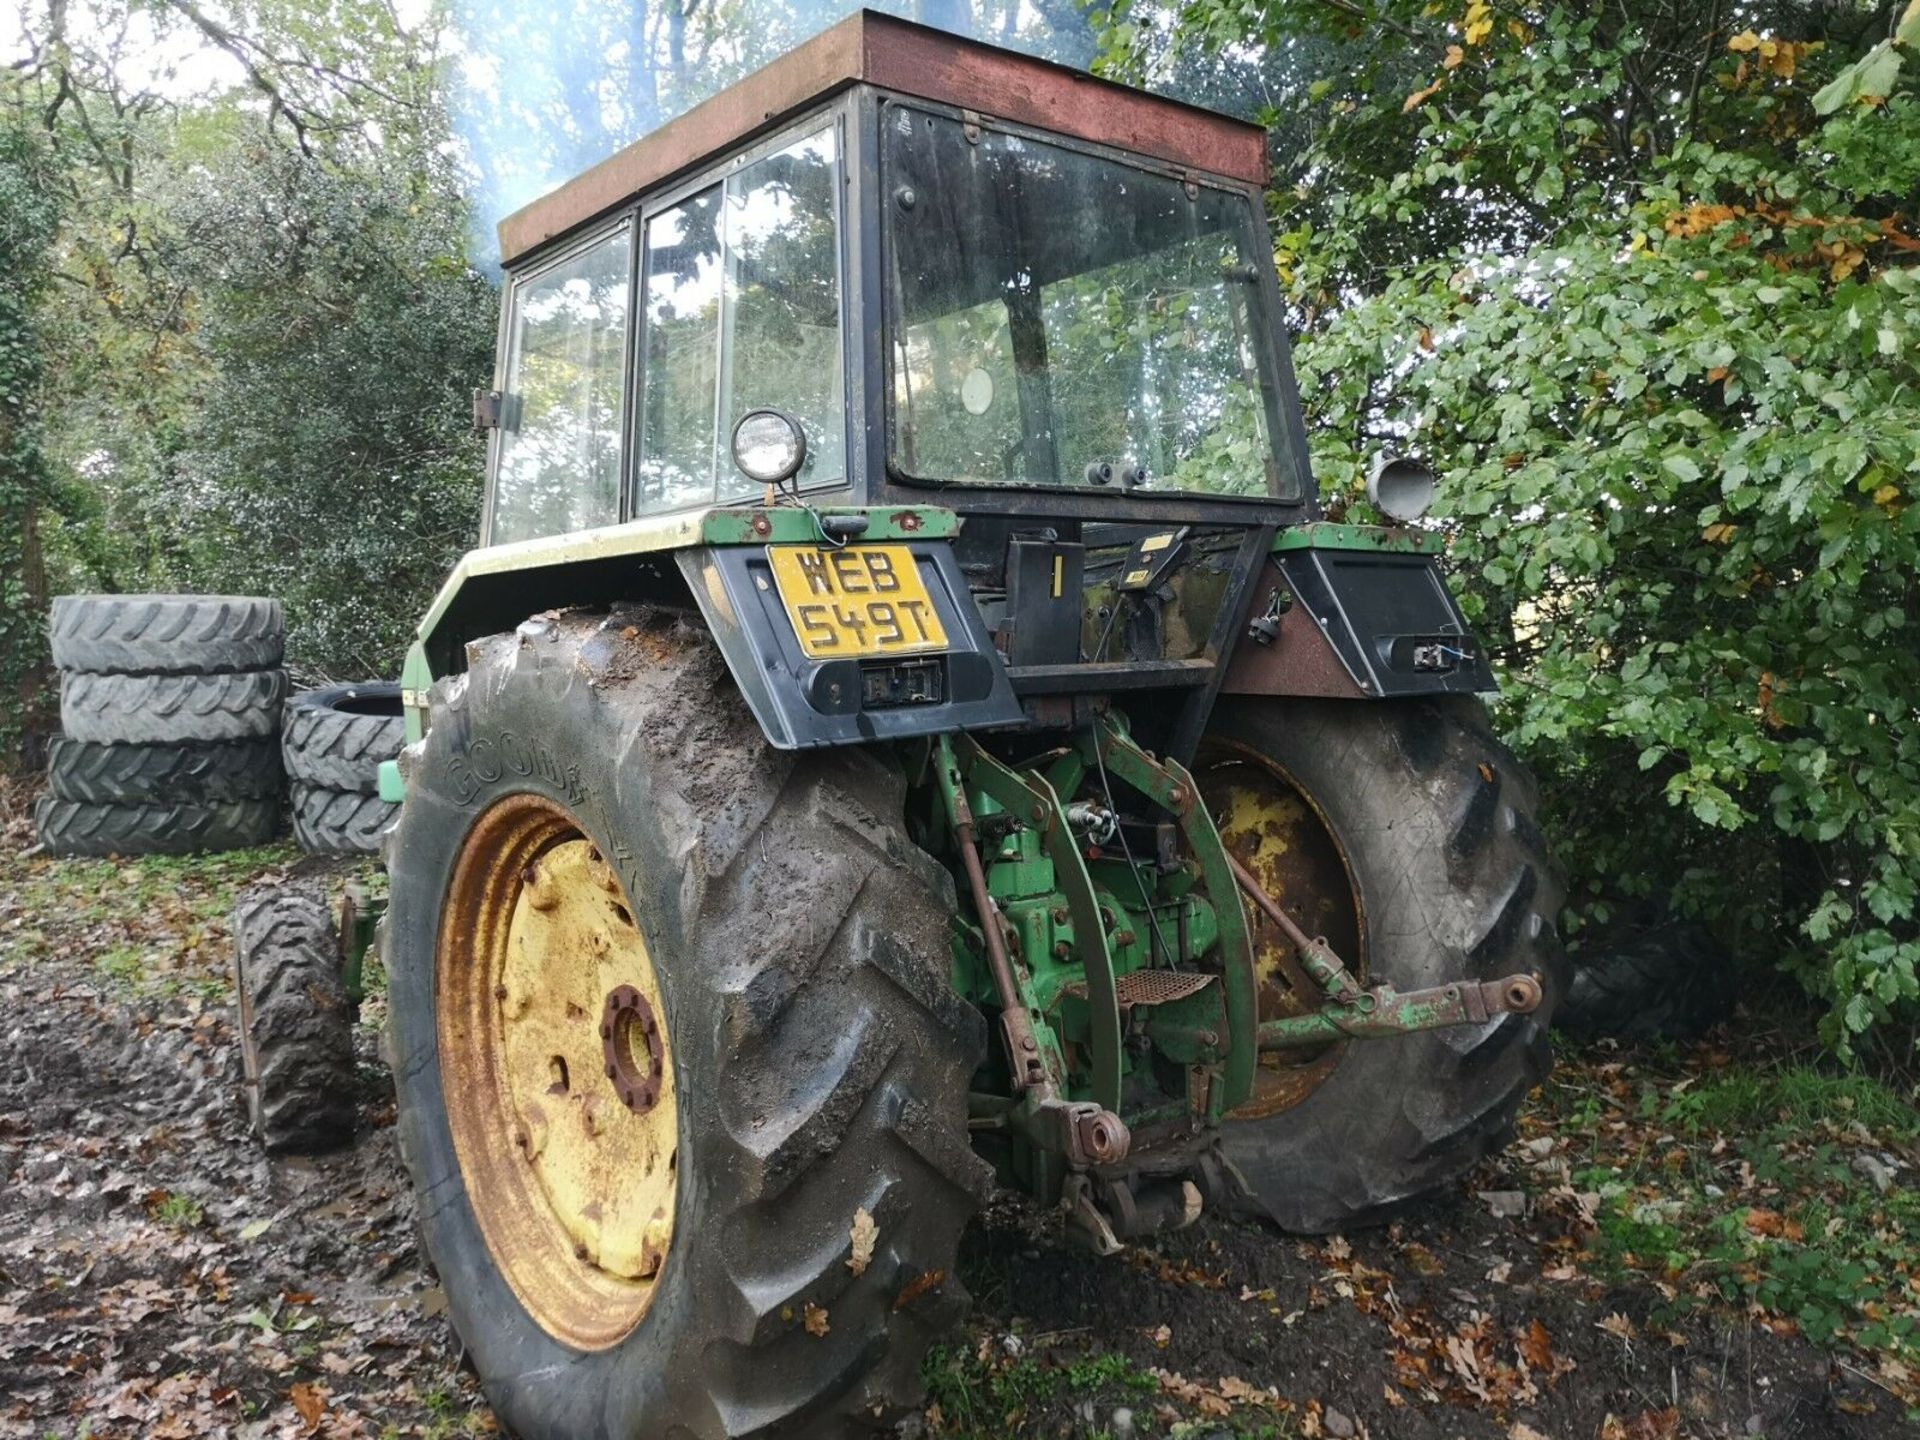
[731,409,808,488]
[1367,455,1437,523]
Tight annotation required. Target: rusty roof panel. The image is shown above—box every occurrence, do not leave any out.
[497,9,1268,266]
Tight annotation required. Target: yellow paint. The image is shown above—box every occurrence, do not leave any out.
[439,797,678,1351]
[1051,553,1065,599]
[767,544,949,659]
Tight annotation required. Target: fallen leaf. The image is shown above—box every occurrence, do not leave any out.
[289,1381,328,1432]
[1518,1318,1557,1372]
[1598,1312,1637,1342]
[847,1208,877,1277]
[802,1302,829,1337]
[893,1269,945,1311]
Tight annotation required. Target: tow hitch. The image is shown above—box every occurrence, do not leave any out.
[1229,852,1544,1050]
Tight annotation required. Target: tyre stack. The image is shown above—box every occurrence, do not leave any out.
[283,682,404,855]
[37,595,286,856]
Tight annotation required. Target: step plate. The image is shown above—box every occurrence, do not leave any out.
[1066,970,1215,1008]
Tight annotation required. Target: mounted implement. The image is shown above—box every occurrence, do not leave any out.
[373,13,1565,1436]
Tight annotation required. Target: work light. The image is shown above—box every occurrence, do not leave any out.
[731,409,808,488]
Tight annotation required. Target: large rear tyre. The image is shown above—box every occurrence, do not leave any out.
[1197,696,1566,1234]
[384,606,991,1439]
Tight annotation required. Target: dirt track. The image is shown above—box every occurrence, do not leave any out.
[0,802,1904,1439]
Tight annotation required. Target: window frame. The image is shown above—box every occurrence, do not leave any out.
[481,216,639,548]
[630,101,855,520]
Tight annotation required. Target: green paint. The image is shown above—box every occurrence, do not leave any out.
[377,759,405,803]
[699,504,960,545]
[1271,521,1437,555]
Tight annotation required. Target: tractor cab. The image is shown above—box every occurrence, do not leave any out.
[433,9,1481,763]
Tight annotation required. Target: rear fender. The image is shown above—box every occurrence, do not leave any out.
[678,539,1022,750]
[1222,523,1494,701]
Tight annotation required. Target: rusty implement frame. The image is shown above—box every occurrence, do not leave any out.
[934,736,1130,1171]
[1228,860,1543,1049]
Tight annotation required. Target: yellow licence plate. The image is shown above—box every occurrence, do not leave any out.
[768,544,949,660]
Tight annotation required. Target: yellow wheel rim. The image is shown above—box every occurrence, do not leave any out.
[438,794,678,1351]
[1196,740,1366,1120]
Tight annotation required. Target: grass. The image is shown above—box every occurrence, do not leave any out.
[1,842,382,1003]
[923,1341,1163,1437]
[1538,1043,1920,1412]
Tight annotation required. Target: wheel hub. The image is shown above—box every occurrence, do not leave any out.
[438,794,678,1351]
[1196,740,1366,1119]
[601,985,664,1116]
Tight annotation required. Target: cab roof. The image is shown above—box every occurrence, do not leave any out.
[497,8,1270,266]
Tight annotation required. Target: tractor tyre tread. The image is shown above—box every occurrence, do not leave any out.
[35,795,280,856]
[231,883,358,1153]
[61,669,286,745]
[283,682,405,792]
[46,736,282,804]
[290,783,395,855]
[50,593,284,674]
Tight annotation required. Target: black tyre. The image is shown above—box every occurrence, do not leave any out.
[232,883,358,1153]
[283,682,404,792]
[1557,922,1731,1043]
[385,605,990,1439]
[47,737,282,804]
[50,593,283,674]
[290,784,395,855]
[61,669,286,745]
[34,795,280,855]
[1198,696,1566,1234]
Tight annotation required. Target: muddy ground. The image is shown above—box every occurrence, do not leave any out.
[1,785,1912,1440]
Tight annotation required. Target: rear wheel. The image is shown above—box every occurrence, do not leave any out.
[384,606,991,1439]
[1196,696,1566,1233]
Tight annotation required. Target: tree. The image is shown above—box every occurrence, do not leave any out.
[1102,0,1920,1048]
[0,117,60,766]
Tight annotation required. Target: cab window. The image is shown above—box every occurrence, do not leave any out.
[489,224,633,546]
[636,123,844,513]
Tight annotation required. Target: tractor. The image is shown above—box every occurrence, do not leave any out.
[358,13,1563,1435]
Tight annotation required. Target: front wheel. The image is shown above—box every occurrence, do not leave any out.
[384,606,991,1439]
[1195,696,1566,1233]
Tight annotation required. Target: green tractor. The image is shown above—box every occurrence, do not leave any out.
[374,12,1564,1435]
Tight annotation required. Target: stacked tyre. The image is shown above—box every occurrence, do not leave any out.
[37,595,286,855]
[282,682,404,855]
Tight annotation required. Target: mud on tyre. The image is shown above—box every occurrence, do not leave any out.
[384,606,991,1439]
[1200,696,1567,1234]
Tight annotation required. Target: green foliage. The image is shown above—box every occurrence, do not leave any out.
[0,119,60,765]
[1104,0,1920,1048]
[159,138,495,673]
[6,0,496,695]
